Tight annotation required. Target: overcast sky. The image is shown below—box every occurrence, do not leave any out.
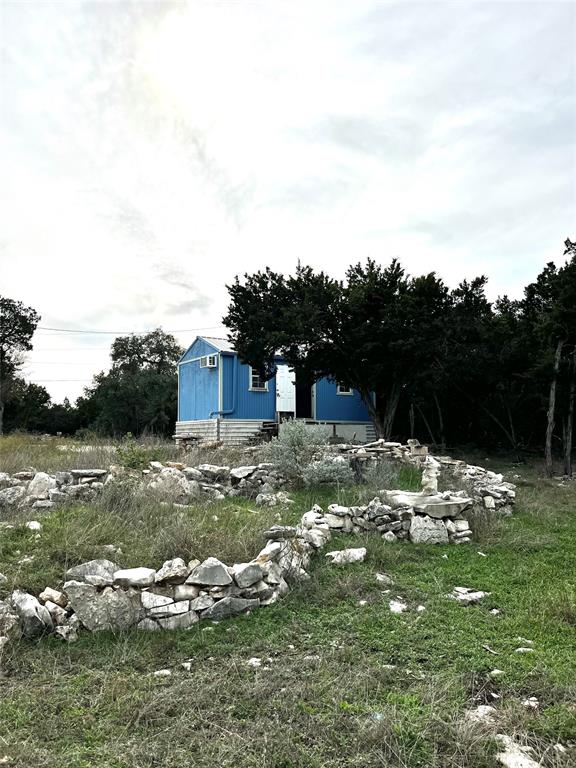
[1,0,574,403]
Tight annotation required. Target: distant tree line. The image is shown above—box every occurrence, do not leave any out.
[0,321,182,440]
[2,239,576,475]
[225,239,576,476]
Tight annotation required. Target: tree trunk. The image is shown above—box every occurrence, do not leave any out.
[0,348,4,436]
[416,403,437,447]
[360,384,400,441]
[545,339,565,478]
[361,391,385,438]
[433,393,445,450]
[563,347,575,477]
[380,383,401,440]
[409,403,415,438]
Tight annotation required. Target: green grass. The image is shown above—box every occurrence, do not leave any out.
[0,465,574,766]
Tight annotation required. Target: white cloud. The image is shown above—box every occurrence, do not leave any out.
[1,0,574,402]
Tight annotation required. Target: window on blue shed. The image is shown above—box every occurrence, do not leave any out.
[337,383,353,395]
[249,367,268,391]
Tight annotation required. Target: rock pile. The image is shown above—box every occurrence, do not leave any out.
[0,462,286,513]
[339,440,516,516]
[1,482,478,643]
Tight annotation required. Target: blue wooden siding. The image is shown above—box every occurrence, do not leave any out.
[177,337,371,423]
[314,378,371,422]
[178,337,220,420]
[179,337,219,363]
[221,357,276,420]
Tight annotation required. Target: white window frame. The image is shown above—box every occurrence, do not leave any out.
[336,383,353,396]
[249,366,268,392]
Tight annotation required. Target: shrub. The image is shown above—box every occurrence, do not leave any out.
[302,457,355,488]
[262,421,330,485]
[116,433,163,469]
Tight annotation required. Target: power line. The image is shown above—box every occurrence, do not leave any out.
[29,379,93,383]
[36,325,226,335]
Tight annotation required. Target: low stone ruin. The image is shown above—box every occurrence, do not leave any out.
[2,484,484,642]
[0,462,286,513]
[340,440,517,516]
[0,440,517,645]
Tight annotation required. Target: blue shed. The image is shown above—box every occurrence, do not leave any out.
[175,336,376,444]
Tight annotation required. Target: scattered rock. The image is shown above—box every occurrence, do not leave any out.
[66,559,119,587]
[389,599,407,614]
[451,587,491,605]
[495,734,540,768]
[11,590,53,638]
[465,704,497,724]
[38,587,67,608]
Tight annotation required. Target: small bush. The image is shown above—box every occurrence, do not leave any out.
[116,434,162,469]
[262,421,330,486]
[302,457,355,487]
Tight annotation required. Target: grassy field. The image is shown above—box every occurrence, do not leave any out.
[0,433,250,474]
[0,459,574,767]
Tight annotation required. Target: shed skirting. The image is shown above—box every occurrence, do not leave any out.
[175,419,376,446]
[175,420,268,445]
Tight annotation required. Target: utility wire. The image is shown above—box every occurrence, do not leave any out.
[36,325,226,335]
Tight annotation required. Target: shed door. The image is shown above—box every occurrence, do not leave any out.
[276,365,296,413]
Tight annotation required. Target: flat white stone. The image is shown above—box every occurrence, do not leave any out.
[325,547,366,565]
[114,567,156,587]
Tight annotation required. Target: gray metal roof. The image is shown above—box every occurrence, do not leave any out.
[201,336,236,353]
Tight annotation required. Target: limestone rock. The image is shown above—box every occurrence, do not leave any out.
[451,586,490,605]
[495,734,541,768]
[409,516,449,545]
[64,581,141,631]
[197,464,230,481]
[114,567,156,587]
[325,547,367,565]
[262,525,298,540]
[66,559,119,587]
[230,466,257,480]
[27,472,57,499]
[69,469,107,479]
[148,600,190,618]
[11,590,53,637]
[0,600,21,640]
[39,587,67,608]
[155,558,189,584]
[232,562,263,588]
[187,557,233,586]
[31,500,55,510]
[189,595,214,611]
[182,467,203,481]
[202,596,259,620]
[157,611,199,630]
[43,600,68,625]
[140,592,174,611]
[174,584,200,601]
[149,468,198,501]
[0,485,26,508]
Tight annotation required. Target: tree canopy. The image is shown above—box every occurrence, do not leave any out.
[0,297,41,434]
[225,243,576,473]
